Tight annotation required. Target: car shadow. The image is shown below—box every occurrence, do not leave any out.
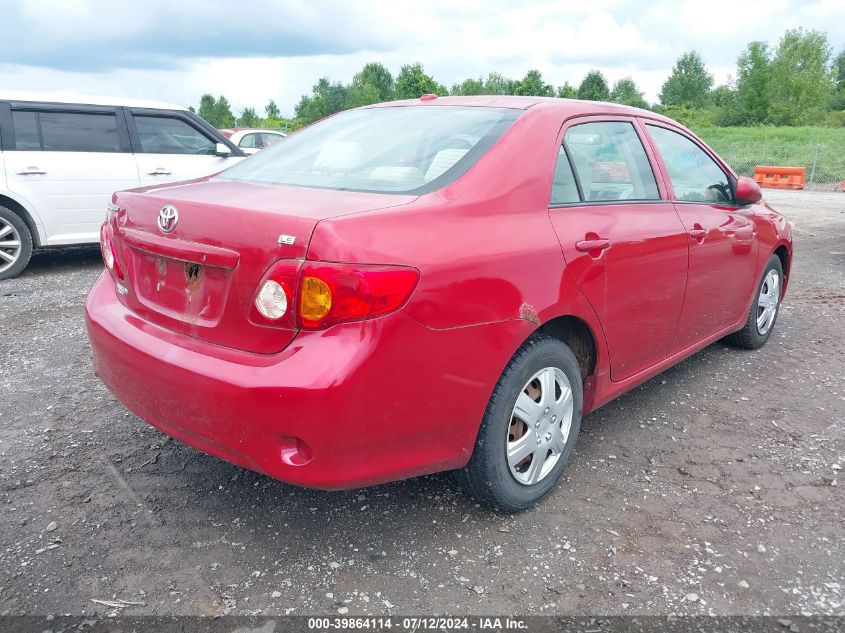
[22,245,103,278]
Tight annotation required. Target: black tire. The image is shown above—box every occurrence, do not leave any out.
[0,206,33,281]
[725,254,784,350]
[459,334,583,512]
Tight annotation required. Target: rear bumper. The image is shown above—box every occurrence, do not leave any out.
[85,273,523,489]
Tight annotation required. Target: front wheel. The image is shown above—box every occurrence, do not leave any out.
[459,334,583,512]
[726,254,784,350]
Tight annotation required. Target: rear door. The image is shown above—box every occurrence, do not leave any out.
[127,109,242,187]
[643,123,758,351]
[2,104,138,245]
[548,117,689,382]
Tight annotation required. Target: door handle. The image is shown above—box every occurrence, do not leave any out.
[16,166,46,175]
[147,168,172,175]
[689,226,707,239]
[575,238,611,253]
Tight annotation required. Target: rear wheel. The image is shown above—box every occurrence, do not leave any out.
[459,334,582,512]
[726,254,783,350]
[0,206,33,281]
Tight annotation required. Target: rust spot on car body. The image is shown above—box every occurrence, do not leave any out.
[519,302,540,325]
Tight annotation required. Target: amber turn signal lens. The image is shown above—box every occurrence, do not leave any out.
[300,276,332,321]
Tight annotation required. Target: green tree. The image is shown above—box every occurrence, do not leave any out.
[451,77,484,96]
[265,100,280,119]
[211,96,235,128]
[237,107,261,128]
[834,47,845,110]
[197,94,216,123]
[556,83,577,99]
[577,70,610,101]
[353,62,394,101]
[734,41,772,124]
[515,69,553,96]
[394,63,442,99]
[294,78,349,125]
[609,77,647,108]
[345,81,381,108]
[659,51,713,108]
[767,29,834,125]
[482,72,516,95]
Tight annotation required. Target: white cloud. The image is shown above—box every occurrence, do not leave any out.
[0,0,842,116]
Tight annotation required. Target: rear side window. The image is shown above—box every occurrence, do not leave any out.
[550,146,580,204]
[134,115,216,155]
[11,111,39,150]
[12,110,120,152]
[646,125,733,203]
[564,121,659,202]
[261,132,284,148]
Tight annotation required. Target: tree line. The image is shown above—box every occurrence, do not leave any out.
[192,28,845,132]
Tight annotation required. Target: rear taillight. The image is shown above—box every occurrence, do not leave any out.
[252,261,419,331]
[298,262,419,330]
[255,279,289,320]
[99,223,123,281]
[249,260,301,329]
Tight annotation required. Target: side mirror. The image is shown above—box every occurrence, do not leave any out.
[735,176,762,205]
[215,142,233,157]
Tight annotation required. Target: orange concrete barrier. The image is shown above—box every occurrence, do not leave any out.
[753,166,806,190]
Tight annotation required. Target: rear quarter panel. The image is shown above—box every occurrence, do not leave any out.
[307,105,610,408]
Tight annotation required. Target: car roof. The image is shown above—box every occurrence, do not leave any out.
[368,95,674,123]
[0,90,187,111]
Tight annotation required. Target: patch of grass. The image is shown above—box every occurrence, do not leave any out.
[691,127,845,185]
[693,126,845,145]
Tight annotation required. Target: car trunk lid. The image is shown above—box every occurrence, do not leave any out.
[111,178,416,353]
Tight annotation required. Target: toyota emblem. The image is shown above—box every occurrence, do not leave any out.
[157,205,179,233]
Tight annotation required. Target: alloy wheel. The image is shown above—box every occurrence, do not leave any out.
[0,217,23,275]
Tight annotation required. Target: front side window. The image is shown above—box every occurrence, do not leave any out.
[646,125,733,203]
[134,115,216,155]
[12,111,120,152]
[219,106,520,194]
[239,133,259,149]
[564,121,659,202]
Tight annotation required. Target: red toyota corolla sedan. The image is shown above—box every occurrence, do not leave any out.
[86,96,792,511]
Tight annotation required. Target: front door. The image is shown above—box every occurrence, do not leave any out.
[128,111,241,187]
[548,118,689,382]
[644,124,758,351]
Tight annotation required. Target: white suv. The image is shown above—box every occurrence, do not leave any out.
[0,92,245,279]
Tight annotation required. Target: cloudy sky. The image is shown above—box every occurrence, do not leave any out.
[1,0,843,116]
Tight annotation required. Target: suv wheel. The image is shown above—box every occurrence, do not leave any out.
[0,206,33,280]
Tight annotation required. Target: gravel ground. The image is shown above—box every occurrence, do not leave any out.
[0,190,842,618]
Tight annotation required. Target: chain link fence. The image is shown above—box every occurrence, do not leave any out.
[710,142,845,191]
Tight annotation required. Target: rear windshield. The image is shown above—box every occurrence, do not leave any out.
[217,106,520,194]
